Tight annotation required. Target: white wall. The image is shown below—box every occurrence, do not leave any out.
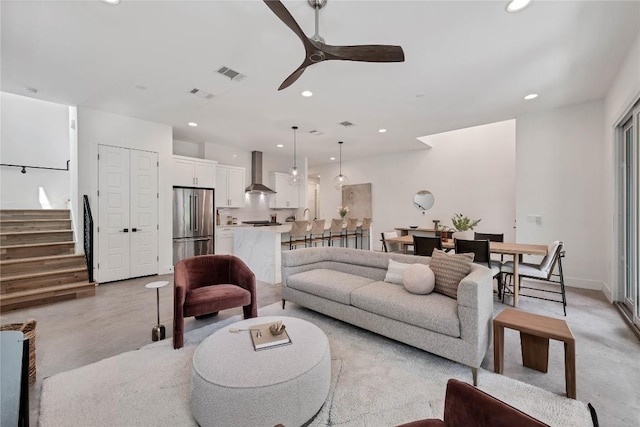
[603,31,640,301]
[0,92,71,209]
[515,100,605,290]
[77,107,174,277]
[173,139,203,158]
[315,120,516,250]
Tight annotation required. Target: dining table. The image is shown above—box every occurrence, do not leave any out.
[383,235,548,308]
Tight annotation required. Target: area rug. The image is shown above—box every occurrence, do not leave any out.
[39,302,593,426]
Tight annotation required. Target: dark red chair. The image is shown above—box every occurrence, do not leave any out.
[173,255,257,349]
[396,379,548,427]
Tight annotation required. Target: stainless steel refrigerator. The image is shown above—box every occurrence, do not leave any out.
[173,187,214,264]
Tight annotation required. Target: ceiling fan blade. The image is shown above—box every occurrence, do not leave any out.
[263,0,313,50]
[278,61,311,91]
[322,44,405,62]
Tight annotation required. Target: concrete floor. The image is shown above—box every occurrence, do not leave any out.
[1,275,638,426]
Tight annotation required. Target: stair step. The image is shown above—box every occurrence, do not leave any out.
[0,267,88,294]
[1,242,75,260]
[0,209,70,220]
[0,281,96,312]
[0,230,74,245]
[0,254,86,276]
[0,219,72,232]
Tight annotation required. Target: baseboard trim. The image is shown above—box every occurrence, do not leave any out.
[614,302,640,341]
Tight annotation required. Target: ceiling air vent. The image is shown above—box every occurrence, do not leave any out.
[217,66,246,82]
[339,121,354,127]
[190,88,214,99]
[309,130,324,136]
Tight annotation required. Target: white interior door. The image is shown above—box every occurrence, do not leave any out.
[130,150,158,277]
[98,145,158,282]
[98,145,130,282]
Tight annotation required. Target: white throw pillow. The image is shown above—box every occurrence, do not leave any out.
[403,263,435,295]
[384,259,412,285]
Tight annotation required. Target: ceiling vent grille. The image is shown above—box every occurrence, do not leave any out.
[339,121,354,127]
[217,66,246,82]
[309,130,324,136]
[190,88,214,99]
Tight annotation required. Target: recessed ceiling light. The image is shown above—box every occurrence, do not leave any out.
[301,90,313,97]
[188,122,198,127]
[378,129,387,133]
[232,154,238,158]
[416,93,425,98]
[25,87,38,94]
[330,157,336,161]
[524,93,538,100]
[101,0,120,4]
[317,174,321,178]
[506,0,531,13]
[277,144,284,148]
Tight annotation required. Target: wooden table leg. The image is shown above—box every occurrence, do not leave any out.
[565,340,577,399]
[520,332,549,372]
[493,323,504,374]
[513,253,520,307]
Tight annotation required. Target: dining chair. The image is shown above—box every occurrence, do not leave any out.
[356,217,372,250]
[501,240,567,315]
[308,219,327,247]
[412,235,442,257]
[454,239,503,297]
[381,231,402,253]
[282,220,309,250]
[474,232,505,262]
[328,219,345,247]
[345,218,359,248]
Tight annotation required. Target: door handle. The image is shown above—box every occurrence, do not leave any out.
[194,194,199,232]
[123,228,129,233]
[132,228,138,232]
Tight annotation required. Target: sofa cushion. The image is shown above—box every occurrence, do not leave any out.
[384,259,412,285]
[287,269,376,305]
[403,264,435,295]
[351,281,461,338]
[430,249,474,299]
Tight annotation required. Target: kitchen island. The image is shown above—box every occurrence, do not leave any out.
[234,224,292,284]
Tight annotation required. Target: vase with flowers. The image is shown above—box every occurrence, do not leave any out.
[337,206,349,221]
[450,213,481,240]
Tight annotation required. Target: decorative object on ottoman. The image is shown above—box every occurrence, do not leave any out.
[190,316,331,427]
[1,319,37,384]
[173,255,257,349]
[395,378,548,427]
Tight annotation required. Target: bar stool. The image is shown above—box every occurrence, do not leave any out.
[282,221,309,250]
[308,219,327,246]
[328,219,345,247]
[355,217,371,250]
[345,218,359,248]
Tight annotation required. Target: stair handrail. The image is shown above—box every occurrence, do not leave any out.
[83,195,94,283]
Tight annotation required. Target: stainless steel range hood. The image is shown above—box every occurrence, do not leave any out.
[245,151,276,194]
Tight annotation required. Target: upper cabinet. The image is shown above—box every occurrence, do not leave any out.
[269,172,299,209]
[173,156,216,188]
[216,164,246,208]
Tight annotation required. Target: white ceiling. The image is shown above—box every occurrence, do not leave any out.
[2,1,638,167]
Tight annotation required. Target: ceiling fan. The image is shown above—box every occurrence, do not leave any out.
[263,0,405,90]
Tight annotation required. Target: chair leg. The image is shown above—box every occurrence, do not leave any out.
[471,367,478,386]
[282,299,286,309]
[559,258,567,316]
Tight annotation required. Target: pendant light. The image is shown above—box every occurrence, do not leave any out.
[289,126,302,186]
[333,141,349,190]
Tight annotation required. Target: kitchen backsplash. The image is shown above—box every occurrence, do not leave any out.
[217,192,298,225]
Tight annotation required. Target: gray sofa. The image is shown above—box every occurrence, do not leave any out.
[281,247,494,384]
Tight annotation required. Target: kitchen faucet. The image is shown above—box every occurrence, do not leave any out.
[303,208,310,220]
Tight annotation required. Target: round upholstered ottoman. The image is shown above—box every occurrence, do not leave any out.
[191,316,331,427]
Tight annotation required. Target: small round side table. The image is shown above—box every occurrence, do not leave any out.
[145,280,170,341]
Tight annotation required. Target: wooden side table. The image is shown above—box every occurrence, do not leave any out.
[493,308,576,399]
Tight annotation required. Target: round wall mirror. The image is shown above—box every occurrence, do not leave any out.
[413,190,435,211]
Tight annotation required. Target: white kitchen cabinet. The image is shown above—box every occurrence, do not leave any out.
[216,164,246,208]
[269,172,299,209]
[172,156,216,188]
[216,227,235,255]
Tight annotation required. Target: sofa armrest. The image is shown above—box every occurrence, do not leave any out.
[457,264,493,310]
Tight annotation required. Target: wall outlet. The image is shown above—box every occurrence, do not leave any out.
[167,265,174,272]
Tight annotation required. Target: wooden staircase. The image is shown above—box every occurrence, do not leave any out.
[0,209,95,311]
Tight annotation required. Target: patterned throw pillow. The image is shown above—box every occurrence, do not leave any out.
[430,249,474,299]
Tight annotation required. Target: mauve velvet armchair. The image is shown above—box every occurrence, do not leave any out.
[173,255,257,349]
[396,379,548,427]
